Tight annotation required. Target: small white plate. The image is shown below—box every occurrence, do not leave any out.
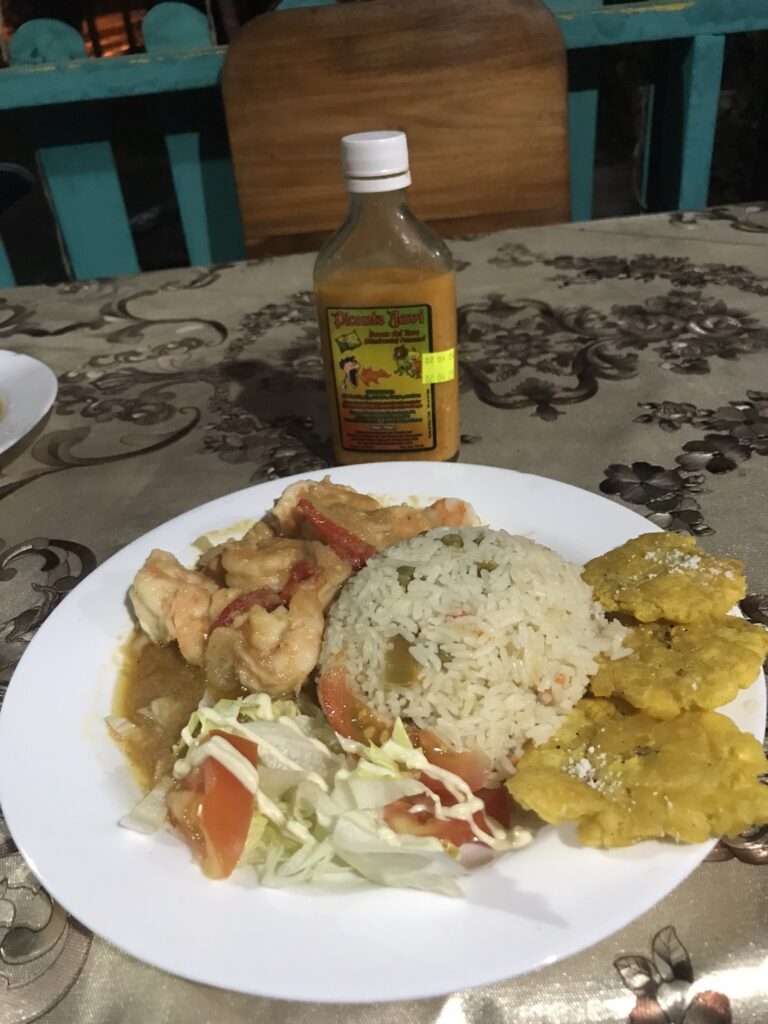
[0,463,764,1002]
[0,350,58,455]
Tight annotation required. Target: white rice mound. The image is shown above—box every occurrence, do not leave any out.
[320,527,627,779]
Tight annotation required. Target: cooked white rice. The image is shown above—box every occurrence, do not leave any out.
[320,527,627,779]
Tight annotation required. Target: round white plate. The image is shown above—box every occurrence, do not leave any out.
[0,350,58,455]
[0,463,764,1003]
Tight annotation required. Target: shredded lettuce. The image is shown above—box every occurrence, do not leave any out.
[170,693,519,896]
[331,816,464,897]
[120,777,173,834]
[136,696,183,727]
[175,693,306,754]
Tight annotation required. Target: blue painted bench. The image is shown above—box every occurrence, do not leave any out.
[1,0,767,287]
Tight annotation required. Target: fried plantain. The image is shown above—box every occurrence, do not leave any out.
[582,533,745,623]
[590,617,768,719]
[507,698,768,847]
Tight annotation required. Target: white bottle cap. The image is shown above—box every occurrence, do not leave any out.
[341,130,412,193]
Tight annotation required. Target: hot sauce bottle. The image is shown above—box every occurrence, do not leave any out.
[314,131,459,464]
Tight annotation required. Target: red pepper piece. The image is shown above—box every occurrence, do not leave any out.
[210,588,283,632]
[280,559,318,602]
[297,499,377,571]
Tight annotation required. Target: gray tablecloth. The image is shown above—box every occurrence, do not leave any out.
[1,204,767,1023]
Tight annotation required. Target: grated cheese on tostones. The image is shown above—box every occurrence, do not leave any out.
[507,698,768,848]
[582,533,745,623]
[589,617,768,719]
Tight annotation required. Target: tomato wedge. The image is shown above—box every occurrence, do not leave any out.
[167,730,259,880]
[317,667,393,746]
[419,775,514,826]
[317,667,492,792]
[297,499,377,570]
[474,786,515,829]
[418,728,492,793]
[210,589,283,632]
[384,795,478,848]
[383,791,505,848]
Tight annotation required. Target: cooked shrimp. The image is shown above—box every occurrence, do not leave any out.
[204,536,351,611]
[221,538,311,591]
[129,549,220,665]
[424,498,480,529]
[270,478,381,536]
[205,588,325,696]
[358,505,434,548]
[172,584,215,666]
[198,519,275,583]
[270,475,382,532]
[298,492,481,552]
[209,586,242,621]
[309,543,354,608]
[357,498,479,547]
[242,520,277,545]
[270,477,481,552]
[130,484,478,682]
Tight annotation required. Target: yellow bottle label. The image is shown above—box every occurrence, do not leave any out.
[327,303,454,453]
[421,349,456,384]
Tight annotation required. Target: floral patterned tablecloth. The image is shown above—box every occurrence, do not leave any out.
[0,204,767,1024]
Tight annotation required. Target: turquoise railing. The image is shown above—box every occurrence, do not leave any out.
[0,237,12,287]
[1,0,767,287]
[0,2,244,286]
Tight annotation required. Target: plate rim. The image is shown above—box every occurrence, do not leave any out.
[0,461,764,1003]
[0,350,58,455]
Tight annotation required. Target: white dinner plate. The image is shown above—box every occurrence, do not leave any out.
[0,463,764,1003]
[0,350,58,455]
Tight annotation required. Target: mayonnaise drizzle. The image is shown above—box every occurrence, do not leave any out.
[174,707,529,860]
[339,731,515,850]
[179,708,333,793]
[415,763,508,847]
[174,724,321,845]
[180,735,259,791]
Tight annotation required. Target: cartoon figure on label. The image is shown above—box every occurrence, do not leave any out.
[393,345,422,379]
[339,355,360,390]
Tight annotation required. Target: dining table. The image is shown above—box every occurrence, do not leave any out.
[0,201,767,1024]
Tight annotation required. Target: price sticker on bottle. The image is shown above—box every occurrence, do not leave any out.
[421,349,456,384]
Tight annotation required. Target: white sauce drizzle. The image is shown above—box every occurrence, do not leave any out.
[174,727,319,845]
[179,708,332,793]
[415,763,511,847]
[175,710,530,859]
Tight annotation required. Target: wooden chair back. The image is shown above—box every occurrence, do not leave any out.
[221,0,569,256]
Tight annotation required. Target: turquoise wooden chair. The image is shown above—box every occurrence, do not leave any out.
[1,0,767,288]
[0,2,245,288]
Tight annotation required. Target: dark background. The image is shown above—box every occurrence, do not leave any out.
[1,1,766,285]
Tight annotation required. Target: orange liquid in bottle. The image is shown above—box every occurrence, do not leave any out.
[315,266,458,464]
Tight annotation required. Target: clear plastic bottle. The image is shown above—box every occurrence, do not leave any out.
[314,131,459,464]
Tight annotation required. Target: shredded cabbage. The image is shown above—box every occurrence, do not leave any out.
[170,693,520,896]
[106,715,140,742]
[120,777,173,834]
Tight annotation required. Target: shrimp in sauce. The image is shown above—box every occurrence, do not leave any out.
[128,479,479,697]
[130,550,220,666]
